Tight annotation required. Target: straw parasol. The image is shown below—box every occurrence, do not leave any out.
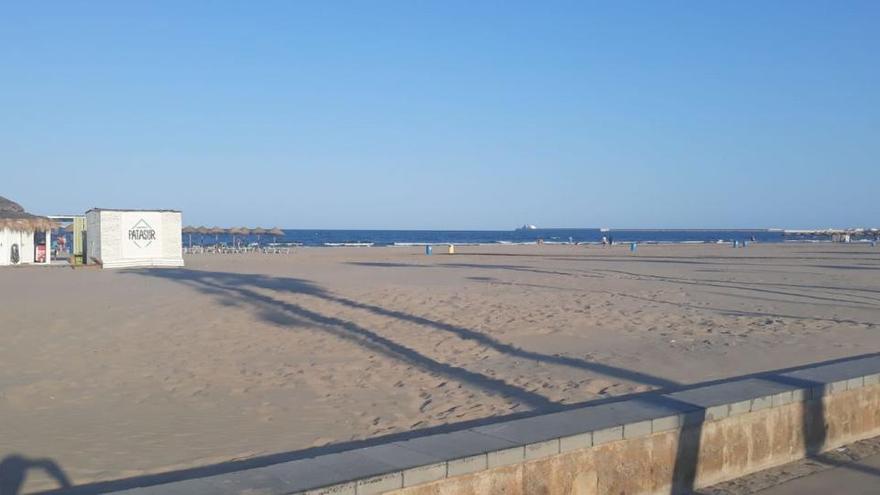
[269,227,285,243]
[209,226,226,243]
[228,227,249,246]
[0,196,55,232]
[251,227,267,243]
[182,226,196,247]
[196,226,210,245]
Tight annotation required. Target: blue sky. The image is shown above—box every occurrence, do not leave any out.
[1,1,877,229]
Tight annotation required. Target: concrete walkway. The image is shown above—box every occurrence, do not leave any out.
[756,453,880,495]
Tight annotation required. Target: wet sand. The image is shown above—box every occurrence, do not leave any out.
[2,243,879,492]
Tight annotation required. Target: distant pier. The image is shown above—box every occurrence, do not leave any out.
[783,228,880,242]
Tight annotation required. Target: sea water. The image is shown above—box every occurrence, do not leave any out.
[195,229,790,247]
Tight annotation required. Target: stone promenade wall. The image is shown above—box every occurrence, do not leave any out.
[116,355,880,495]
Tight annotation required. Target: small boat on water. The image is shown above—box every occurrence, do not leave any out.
[516,224,538,231]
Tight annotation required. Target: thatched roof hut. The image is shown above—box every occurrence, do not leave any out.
[0,196,54,232]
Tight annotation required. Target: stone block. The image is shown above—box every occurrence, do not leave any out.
[728,399,751,416]
[559,432,592,453]
[592,425,623,445]
[447,454,487,477]
[301,482,357,495]
[751,395,772,411]
[791,388,811,402]
[623,420,651,439]
[847,376,865,390]
[524,439,559,460]
[771,391,792,407]
[356,472,402,495]
[651,414,680,433]
[705,404,730,421]
[486,447,524,468]
[402,463,447,487]
[830,379,849,394]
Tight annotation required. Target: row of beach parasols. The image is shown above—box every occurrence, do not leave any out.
[182,226,286,246]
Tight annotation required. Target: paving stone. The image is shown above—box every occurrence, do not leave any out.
[260,458,357,493]
[487,446,525,468]
[592,425,623,445]
[111,478,222,495]
[524,439,559,460]
[355,472,402,495]
[474,412,587,445]
[559,432,592,452]
[312,451,398,484]
[397,429,518,461]
[356,443,443,471]
[781,357,880,386]
[664,378,797,415]
[402,462,447,487]
[203,467,293,494]
[446,454,487,477]
[623,420,651,439]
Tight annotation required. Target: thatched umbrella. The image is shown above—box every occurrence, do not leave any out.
[251,227,267,244]
[209,226,226,244]
[182,226,196,247]
[0,196,55,232]
[269,227,285,243]
[229,227,249,247]
[196,226,210,245]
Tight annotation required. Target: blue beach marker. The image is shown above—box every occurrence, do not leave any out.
[425,245,432,255]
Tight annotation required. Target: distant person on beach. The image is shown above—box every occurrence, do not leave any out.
[601,236,608,247]
[608,236,614,246]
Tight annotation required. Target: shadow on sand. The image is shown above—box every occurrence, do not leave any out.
[0,456,71,495]
[20,266,880,494]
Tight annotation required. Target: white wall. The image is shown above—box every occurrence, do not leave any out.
[0,228,35,266]
[0,228,8,265]
[88,210,184,268]
[160,212,183,259]
[86,210,101,262]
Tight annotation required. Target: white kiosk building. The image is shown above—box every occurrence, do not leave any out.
[0,196,54,266]
[86,208,184,268]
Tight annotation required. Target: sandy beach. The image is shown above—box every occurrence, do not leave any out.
[2,243,880,492]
